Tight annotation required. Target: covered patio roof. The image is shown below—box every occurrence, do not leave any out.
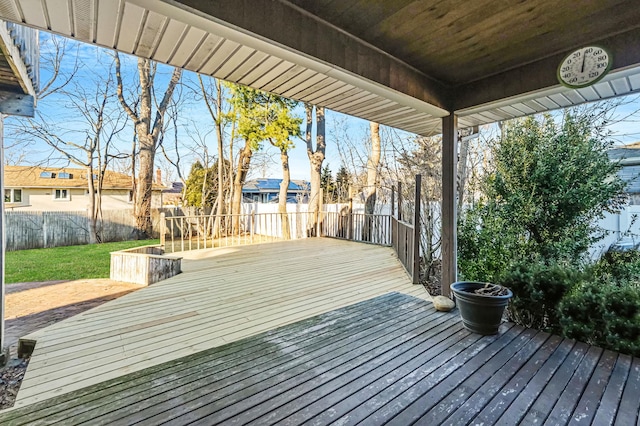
[0,0,638,135]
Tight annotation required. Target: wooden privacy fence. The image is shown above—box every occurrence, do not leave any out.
[4,209,164,251]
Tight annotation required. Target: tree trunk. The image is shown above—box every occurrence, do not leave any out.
[231,141,253,233]
[115,55,181,239]
[86,161,98,244]
[136,132,155,237]
[457,131,470,211]
[364,121,381,241]
[279,149,291,240]
[305,104,326,236]
[212,79,225,238]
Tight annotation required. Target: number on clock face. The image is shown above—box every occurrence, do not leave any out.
[557,46,611,88]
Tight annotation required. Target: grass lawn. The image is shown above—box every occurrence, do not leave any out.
[5,240,160,284]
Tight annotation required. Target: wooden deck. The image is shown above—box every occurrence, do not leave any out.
[1,292,638,425]
[13,238,429,407]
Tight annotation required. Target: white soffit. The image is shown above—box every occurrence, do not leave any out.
[457,67,640,127]
[0,0,447,136]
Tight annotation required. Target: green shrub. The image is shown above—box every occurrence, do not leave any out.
[559,280,640,356]
[591,249,640,284]
[500,262,582,333]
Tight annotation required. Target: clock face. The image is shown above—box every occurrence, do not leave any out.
[557,46,611,89]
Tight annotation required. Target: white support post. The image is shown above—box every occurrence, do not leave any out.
[442,114,458,297]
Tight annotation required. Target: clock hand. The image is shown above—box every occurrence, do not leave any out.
[581,55,586,73]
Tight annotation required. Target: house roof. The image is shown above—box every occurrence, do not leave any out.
[4,166,164,190]
[163,182,184,194]
[242,178,310,193]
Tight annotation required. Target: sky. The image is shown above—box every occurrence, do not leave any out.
[4,33,640,183]
[4,34,372,182]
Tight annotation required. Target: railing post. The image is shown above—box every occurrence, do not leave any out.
[348,186,353,241]
[397,181,402,221]
[251,210,256,244]
[317,187,323,238]
[412,175,422,284]
[391,185,395,218]
[160,212,165,247]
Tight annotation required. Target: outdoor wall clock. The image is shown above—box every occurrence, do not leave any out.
[557,46,612,89]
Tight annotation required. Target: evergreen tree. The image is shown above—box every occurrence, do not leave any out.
[335,166,350,203]
[320,165,335,202]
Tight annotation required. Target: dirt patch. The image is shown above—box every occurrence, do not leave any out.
[0,279,141,410]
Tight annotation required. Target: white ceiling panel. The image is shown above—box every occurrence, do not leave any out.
[95,0,120,46]
[215,45,257,80]
[248,60,296,91]
[304,80,348,104]
[44,0,72,35]
[152,19,188,63]
[198,38,240,75]
[134,11,166,58]
[534,96,560,110]
[225,50,269,83]
[563,90,586,104]
[511,103,536,115]
[269,67,314,93]
[326,91,376,110]
[630,73,640,91]
[548,94,573,107]
[279,71,325,98]
[166,25,206,67]
[576,86,600,102]
[289,76,336,100]
[311,84,358,105]
[0,0,20,22]
[237,55,281,87]
[19,0,46,30]
[593,81,615,98]
[116,2,144,53]
[261,64,307,93]
[521,100,546,113]
[611,77,631,95]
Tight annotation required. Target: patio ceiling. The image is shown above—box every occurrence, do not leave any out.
[0,0,638,135]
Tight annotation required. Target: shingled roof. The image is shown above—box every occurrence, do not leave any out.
[4,166,164,190]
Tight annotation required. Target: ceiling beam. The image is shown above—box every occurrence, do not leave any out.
[452,27,640,112]
[168,0,450,113]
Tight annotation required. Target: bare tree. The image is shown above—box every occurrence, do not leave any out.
[304,103,326,236]
[115,54,182,237]
[7,38,128,243]
[362,122,381,241]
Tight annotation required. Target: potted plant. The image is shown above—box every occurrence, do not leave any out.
[450,281,513,335]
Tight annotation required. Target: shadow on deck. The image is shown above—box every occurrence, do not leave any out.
[1,292,638,425]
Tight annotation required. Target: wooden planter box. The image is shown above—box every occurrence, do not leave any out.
[110,245,182,286]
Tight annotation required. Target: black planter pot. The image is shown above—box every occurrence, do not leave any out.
[450,281,513,335]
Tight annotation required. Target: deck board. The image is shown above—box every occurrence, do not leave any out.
[14,239,430,407]
[2,292,637,425]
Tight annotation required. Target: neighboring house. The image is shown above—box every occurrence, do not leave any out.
[592,143,640,254]
[608,142,640,205]
[4,166,165,211]
[163,181,184,207]
[242,178,310,203]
